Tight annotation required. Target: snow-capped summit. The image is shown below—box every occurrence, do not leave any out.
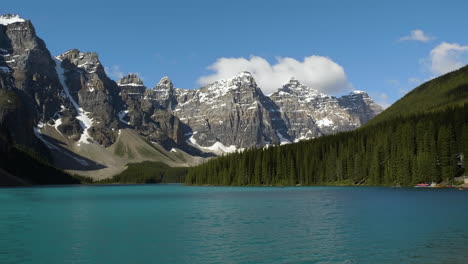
[169,72,289,149]
[234,71,253,77]
[212,71,257,90]
[192,71,260,105]
[231,71,256,84]
[0,14,25,26]
[350,90,367,95]
[269,78,383,141]
[275,77,324,100]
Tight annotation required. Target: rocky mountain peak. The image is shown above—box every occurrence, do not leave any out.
[349,90,369,97]
[0,14,25,25]
[280,77,303,91]
[338,91,384,125]
[229,71,256,87]
[287,77,300,86]
[275,78,323,100]
[118,73,144,87]
[57,49,103,74]
[0,14,41,52]
[154,76,174,91]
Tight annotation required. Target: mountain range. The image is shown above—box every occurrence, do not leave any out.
[0,14,382,182]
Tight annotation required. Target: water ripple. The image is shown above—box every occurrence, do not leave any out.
[0,186,467,263]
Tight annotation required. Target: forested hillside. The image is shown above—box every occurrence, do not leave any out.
[367,65,468,125]
[186,67,468,186]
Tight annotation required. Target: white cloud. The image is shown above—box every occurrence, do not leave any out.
[400,29,433,42]
[104,65,124,80]
[429,42,468,76]
[198,55,352,95]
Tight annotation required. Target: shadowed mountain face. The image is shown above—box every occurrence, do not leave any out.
[0,14,383,181]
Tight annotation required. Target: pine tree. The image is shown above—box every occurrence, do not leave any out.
[438,125,457,182]
[463,124,468,172]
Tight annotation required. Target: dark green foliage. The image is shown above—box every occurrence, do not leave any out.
[0,145,86,185]
[186,105,468,186]
[367,65,468,126]
[463,124,468,171]
[0,89,19,110]
[98,162,187,184]
[437,125,458,182]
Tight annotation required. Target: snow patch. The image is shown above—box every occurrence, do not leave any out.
[276,130,291,145]
[188,135,198,145]
[263,144,272,150]
[188,136,239,154]
[0,15,25,25]
[118,110,130,124]
[170,148,177,153]
[54,57,94,144]
[118,83,144,87]
[0,66,10,72]
[294,135,309,143]
[316,117,334,127]
[53,117,62,132]
[205,141,238,153]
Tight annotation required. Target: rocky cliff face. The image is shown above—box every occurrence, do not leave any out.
[168,72,290,150]
[114,71,383,153]
[0,14,63,147]
[0,15,63,120]
[0,15,126,148]
[56,49,123,146]
[152,74,383,151]
[338,90,384,125]
[269,78,383,141]
[117,74,185,148]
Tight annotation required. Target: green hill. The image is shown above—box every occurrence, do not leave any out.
[186,67,468,186]
[367,65,468,125]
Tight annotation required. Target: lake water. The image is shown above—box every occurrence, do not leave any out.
[0,185,467,264]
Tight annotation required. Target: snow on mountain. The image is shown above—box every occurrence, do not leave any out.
[54,57,94,145]
[0,14,25,25]
[0,14,382,157]
[169,71,290,151]
[138,72,383,153]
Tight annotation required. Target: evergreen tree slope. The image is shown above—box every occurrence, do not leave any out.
[367,65,468,125]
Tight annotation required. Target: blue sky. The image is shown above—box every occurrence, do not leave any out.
[3,0,468,106]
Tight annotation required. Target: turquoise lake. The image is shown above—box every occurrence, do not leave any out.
[1,185,467,264]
